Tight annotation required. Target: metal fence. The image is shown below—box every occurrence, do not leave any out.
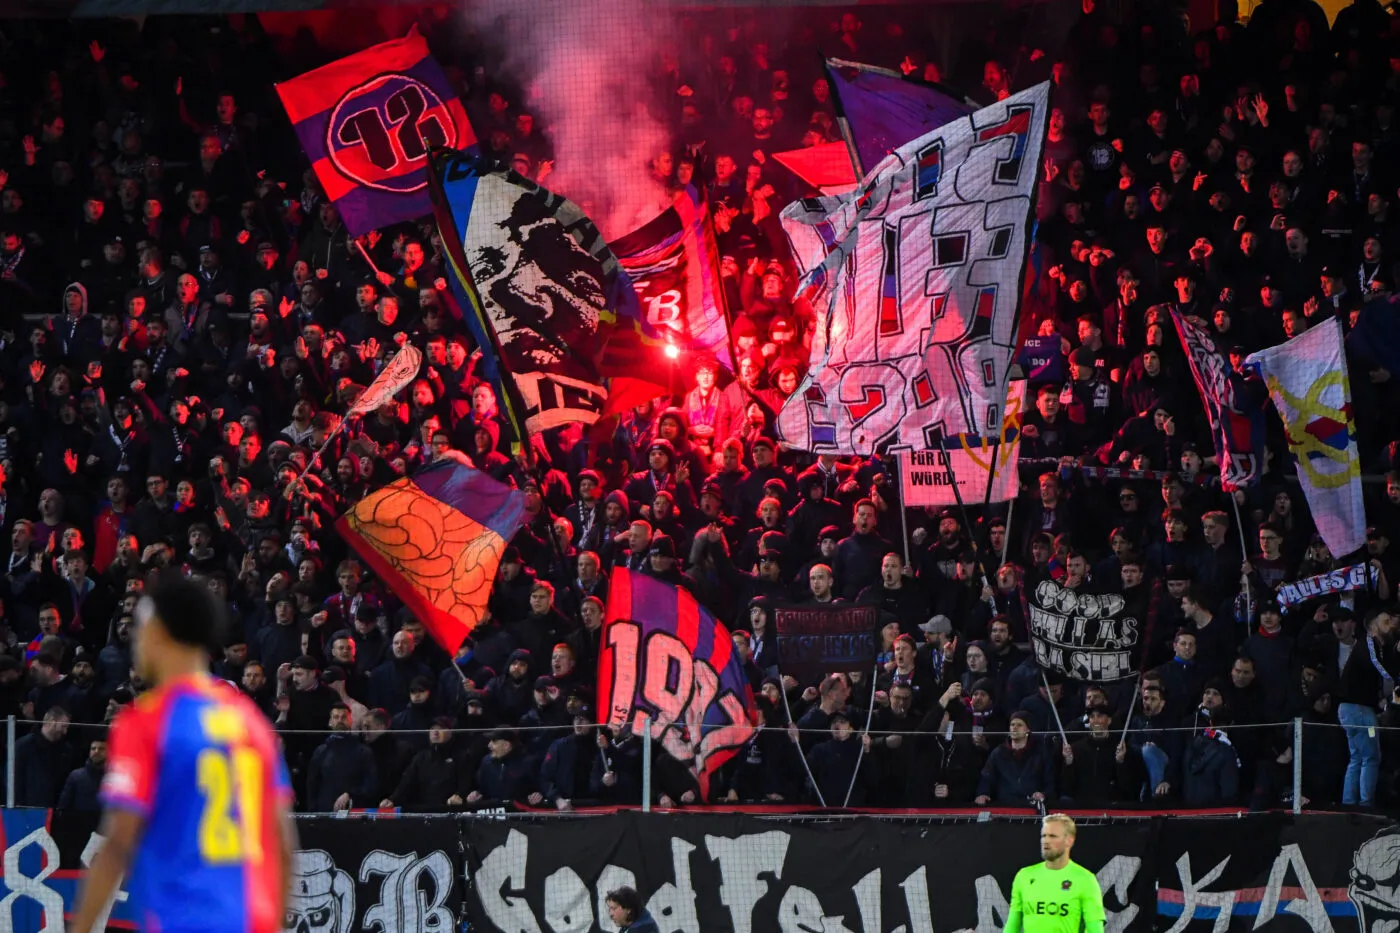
[7,712,1383,815]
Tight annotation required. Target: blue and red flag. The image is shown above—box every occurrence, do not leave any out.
[276,28,475,237]
[597,569,758,799]
[825,57,973,175]
[613,189,732,372]
[1171,310,1265,490]
[336,458,525,653]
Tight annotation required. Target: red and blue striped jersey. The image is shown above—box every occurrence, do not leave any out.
[100,674,291,933]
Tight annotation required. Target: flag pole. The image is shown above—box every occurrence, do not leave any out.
[426,147,532,454]
[896,456,911,566]
[1231,492,1254,629]
[938,430,994,591]
[781,684,827,807]
[1119,672,1142,748]
[843,662,880,807]
[1039,668,1070,750]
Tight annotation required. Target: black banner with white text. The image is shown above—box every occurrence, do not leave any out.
[0,808,1393,931]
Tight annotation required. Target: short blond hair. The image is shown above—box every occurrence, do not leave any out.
[1043,813,1077,837]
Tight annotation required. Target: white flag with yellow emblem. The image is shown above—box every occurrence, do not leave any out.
[899,380,1024,507]
[1245,318,1366,557]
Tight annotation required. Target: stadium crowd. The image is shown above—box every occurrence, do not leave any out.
[3,0,1400,814]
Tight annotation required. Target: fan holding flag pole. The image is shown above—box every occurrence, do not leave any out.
[291,343,423,487]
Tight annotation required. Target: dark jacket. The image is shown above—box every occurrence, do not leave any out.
[390,743,473,809]
[367,657,433,716]
[58,761,104,811]
[1060,735,1134,806]
[540,732,596,803]
[305,732,378,811]
[976,740,1054,805]
[12,732,77,807]
[833,531,894,600]
[620,910,661,933]
[474,748,535,802]
[806,735,868,807]
[1181,731,1240,806]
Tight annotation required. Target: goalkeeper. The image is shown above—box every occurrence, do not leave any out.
[1004,814,1105,933]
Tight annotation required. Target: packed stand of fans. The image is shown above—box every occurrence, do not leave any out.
[2,1,1400,813]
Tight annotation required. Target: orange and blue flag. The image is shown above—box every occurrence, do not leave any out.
[336,459,525,653]
[596,569,758,799]
[276,28,475,237]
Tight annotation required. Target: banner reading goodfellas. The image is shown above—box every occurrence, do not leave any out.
[1246,317,1366,557]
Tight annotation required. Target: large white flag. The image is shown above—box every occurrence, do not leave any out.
[1245,317,1366,557]
[776,83,1049,455]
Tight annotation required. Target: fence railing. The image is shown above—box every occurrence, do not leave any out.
[6,713,1386,815]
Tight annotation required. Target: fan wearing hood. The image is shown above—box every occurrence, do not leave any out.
[56,283,102,366]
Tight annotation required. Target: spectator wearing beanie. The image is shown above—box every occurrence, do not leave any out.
[974,710,1053,806]
[383,716,472,811]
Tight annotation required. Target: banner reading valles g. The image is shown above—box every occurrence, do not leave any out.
[1026,579,1140,681]
[597,568,757,798]
[776,83,1049,455]
[773,604,879,683]
[1246,318,1367,557]
[900,379,1023,507]
[276,28,474,238]
[1277,560,1379,609]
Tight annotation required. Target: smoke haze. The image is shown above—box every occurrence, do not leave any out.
[463,0,676,239]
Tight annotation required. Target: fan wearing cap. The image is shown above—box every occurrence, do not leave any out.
[486,546,538,624]
[699,523,790,608]
[90,393,151,479]
[485,650,537,725]
[379,715,473,810]
[1061,336,1117,446]
[517,674,571,770]
[624,438,696,522]
[467,728,536,807]
[278,654,340,788]
[734,436,794,523]
[562,469,606,549]
[795,525,842,595]
[540,706,601,810]
[642,533,697,593]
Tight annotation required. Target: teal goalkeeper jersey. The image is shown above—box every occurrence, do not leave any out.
[1007,859,1106,933]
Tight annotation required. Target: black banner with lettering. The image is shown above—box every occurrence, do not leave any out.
[772,604,879,684]
[1026,579,1141,682]
[0,808,1394,932]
